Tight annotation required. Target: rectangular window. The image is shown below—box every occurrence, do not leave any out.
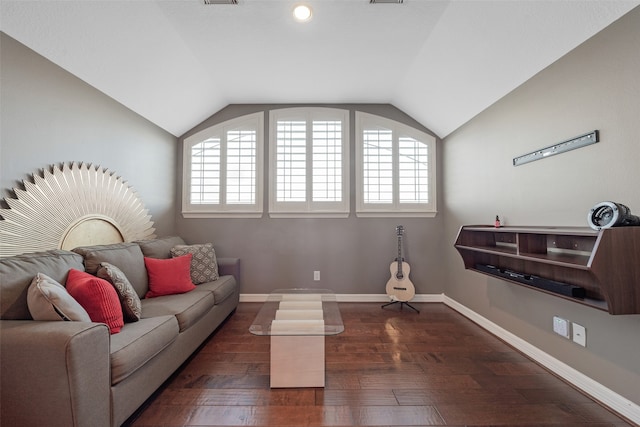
[269,108,349,217]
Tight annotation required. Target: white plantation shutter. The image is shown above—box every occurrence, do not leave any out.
[276,120,307,202]
[190,138,221,204]
[270,108,349,217]
[226,129,257,204]
[183,108,435,218]
[356,112,437,217]
[362,129,393,204]
[398,136,429,204]
[312,120,342,202]
[182,112,264,218]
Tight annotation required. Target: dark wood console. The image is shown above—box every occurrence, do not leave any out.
[454,225,640,315]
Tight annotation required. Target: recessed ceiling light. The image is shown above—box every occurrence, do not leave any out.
[293,4,312,22]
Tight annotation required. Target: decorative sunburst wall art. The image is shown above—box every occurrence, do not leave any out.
[0,162,156,258]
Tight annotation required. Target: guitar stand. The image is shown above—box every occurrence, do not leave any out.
[381,300,420,313]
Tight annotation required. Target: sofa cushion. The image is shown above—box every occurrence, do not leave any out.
[170,243,219,284]
[135,236,186,259]
[72,243,148,298]
[66,269,124,334]
[193,275,237,306]
[0,250,85,320]
[144,255,196,298]
[96,262,142,322]
[141,291,214,332]
[27,273,91,322]
[109,315,179,385]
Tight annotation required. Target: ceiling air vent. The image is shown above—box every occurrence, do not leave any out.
[204,0,238,4]
[370,0,403,3]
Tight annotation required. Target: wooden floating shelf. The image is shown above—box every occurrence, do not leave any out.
[454,225,640,315]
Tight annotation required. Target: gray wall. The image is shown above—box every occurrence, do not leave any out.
[3,4,639,410]
[0,33,177,236]
[442,8,640,405]
[177,104,446,296]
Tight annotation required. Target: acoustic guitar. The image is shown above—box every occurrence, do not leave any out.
[385,225,415,302]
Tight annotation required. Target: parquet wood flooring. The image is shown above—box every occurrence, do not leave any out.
[126,302,633,426]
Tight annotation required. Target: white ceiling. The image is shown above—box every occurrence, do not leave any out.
[1,0,638,138]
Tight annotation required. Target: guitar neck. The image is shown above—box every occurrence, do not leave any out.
[396,230,404,277]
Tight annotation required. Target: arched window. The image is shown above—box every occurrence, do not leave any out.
[356,112,437,217]
[182,112,264,218]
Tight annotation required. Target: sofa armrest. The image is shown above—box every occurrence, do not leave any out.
[1,320,111,427]
[217,257,240,284]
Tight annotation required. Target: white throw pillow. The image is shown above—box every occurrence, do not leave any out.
[27,272,91,322]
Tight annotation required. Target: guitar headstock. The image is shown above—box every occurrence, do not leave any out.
[396,225,404,236]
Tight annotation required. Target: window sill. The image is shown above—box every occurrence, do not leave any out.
[182,211,264,219]
[269,212,350,219]
[355,211,437,218]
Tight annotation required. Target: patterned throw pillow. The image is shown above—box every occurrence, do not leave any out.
[97,262,142,322]
[170,243,218,285]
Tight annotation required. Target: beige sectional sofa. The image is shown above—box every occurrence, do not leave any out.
[0,236,240,427]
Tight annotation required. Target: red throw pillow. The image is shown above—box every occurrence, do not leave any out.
[66,269,124,334]
[144,254,196,298]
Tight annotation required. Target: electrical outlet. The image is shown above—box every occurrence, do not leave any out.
[553,316,570,338]
[572,322,586,347]
[314,271,320,281]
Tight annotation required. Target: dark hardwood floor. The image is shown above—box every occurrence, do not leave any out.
[127,302,633,426]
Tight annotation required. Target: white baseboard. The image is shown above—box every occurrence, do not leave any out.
[239,293,444,303]
[238,292,639,424]
[442,295,640,425]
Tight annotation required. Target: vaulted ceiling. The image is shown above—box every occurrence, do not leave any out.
[1,1,638,138]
